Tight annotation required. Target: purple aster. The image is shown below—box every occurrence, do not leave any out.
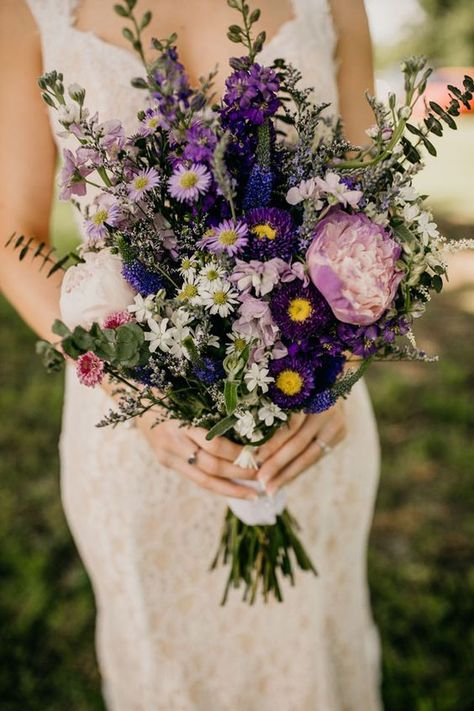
[198,219,248,256]
[85,195,121,240]
[122,260,164,296]
[128,167,161,201]
[138,106,167,136]
[182,121,218,163]
[193,357,225,385]
[167,163,211,203]
[244,207,295,261]
[268,356,315,408]
[270,281,333,340]
[221,61,280,126]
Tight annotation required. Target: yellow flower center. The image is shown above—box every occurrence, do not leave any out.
[213,290,227,305]
[287,297,313,322]
[219,230,238,246]
[179,172,198,189]
[233,337,247,351]
[134,176,149,190]
[148,117,159,128]
[206,269,219,281]
[252,223,277,241]
[92,209,108,226]
[276,369,303,396]
[182,258,194,270]
[179,284,198,300]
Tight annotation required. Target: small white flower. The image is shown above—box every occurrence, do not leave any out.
[144,317,174,353]
[226,332,250,356]
[177,273,203,306]
[234,411,257,439]
[244,363,274,393]
[315,171,363,209]
[197,261,226,289]
[178,257,198,277]
[169,307,193,329]
[286,178,317,205]
[402,203,420,223]
[128,293,156,322]
[416,211,439,242]
[58,103,81,125]
[397,185,418,203]
[365,125,379,139]
[258,401,287,427]
[201,281,239,317]
[399,106,412,119]
[167,326,193,359]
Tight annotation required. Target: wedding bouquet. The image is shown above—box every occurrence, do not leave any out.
[12,0,473,604]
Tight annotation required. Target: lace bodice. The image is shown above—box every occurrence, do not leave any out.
[24,2,383,710]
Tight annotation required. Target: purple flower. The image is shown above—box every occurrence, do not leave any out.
[59,148,93,200]
[307,209,404,326]
[182,121,218,163]
[243,164,273,210]
[198,219,248,256]
[304,388,336,414]
[268,356,315,408]
[128,167,161,201]
[122,260,164,296]
[245,207,295,261]
[85,195,121,240]
[99,119,126,156]
[138,106,167,136]
[168,163,211,203]
[230,258,282,296]
[270,281,333,340]
[234,295,279,348]
[221,61,280,126]
[193,357,225,385]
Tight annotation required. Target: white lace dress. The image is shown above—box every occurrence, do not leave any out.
[26,1,384,709]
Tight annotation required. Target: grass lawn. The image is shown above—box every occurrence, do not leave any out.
[0,124,473,709]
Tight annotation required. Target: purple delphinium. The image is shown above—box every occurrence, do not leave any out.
[268,356,315,408]
[198,219,248,256]
[270,281,333,340]
[151,47,192,124]
[243,163,273,210]
[182,121,218,163]
[122,260,164,296]
[304,389,336,414]
[245,207,295,261]
[221,61,280,127]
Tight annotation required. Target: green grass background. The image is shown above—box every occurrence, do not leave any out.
[1,116,473,710]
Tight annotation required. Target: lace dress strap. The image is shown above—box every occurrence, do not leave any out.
[25,0,78,36]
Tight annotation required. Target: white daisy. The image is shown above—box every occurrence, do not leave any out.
[226,332,250,356]
[144,318,174,353]
[244,363,274,394]
[178,256,198,278]
[201,281,239,317]
[197,261,226,289]
[402,203,420,223]
[258,401,287,427]
[177,273,203,306]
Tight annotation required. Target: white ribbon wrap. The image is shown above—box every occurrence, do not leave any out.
[225,445,287,526]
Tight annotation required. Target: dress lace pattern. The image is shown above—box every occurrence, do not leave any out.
[26,1,384,708]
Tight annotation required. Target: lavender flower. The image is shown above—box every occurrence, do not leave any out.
[85,195,121,240]
[193,357,225,385]
[221,62,280,127]
[128,167,161,201]
[198,219,248,256]
[122,260,164,296]
[59,148,93,200]
[183,121,218,163]
[168,163,211,203]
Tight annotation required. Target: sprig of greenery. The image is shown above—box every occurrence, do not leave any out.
[5,233,81,277]
[226,0,265,62]
[113,0,152,67]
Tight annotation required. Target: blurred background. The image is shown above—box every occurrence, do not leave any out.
[1,1,473,709]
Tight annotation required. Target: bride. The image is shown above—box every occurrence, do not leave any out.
[0,1,383,709]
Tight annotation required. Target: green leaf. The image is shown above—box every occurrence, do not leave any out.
[122,27,135,43]
[113,4,129,17]
[61,336,82,360]
[224,380,238,415]
[131,77,149,89]
[249,8,260,23]
[52,319,71,337]
[47,254,70,277]
[429,102,457,130]
[206,416,238,441]
[432,274,443,293]
[71,326,94,351]
[424,114,443,137]
[36,340,65,373]
[392,223,417,244]
[140,10,152,29]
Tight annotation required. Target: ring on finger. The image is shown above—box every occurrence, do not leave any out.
[314,437,332,456]
[187,447,200,465]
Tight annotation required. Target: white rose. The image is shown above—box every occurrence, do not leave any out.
[60,249,135,329]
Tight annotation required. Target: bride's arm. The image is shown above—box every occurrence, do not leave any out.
[0,0,62,340]
[329,0,375,145]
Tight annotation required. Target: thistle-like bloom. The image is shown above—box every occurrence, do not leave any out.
[168,163,211,203]
[76,351,105,388]
[199,219,248,256]
[201,281,239,317]
[270,281,333,340]
[128,167,161,201]
[268,356,315,408]
[85,195,121,240]
[245,207,295,261]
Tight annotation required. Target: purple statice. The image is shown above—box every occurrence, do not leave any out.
[193,357,225,385]
[198,219,248,256]
[84,195,121,240]
[243,164,273,210]
[221,61,280,127]
[268,356,315,408]
[122,260,164,296]
[270,281,333,340]
[59,148,93,200]
[244,207,295,261]
[304,388,336,414]
[168,163,211,203]
[128,167,161,201]
[182,121,218,164]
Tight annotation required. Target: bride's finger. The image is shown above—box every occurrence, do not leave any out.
[167,452,259,499]
[256,416,317,486]
[188,446,258,481]
[258,412,307,460]
[187,427,244,463]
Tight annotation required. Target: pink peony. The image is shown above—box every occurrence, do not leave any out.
[306,210,404,326]
[76,351,104,388]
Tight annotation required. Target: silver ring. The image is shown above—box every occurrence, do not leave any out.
[187,448,199,465]
[316,438,332,456]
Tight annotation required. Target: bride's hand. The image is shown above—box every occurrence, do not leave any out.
[137,414,259,501]
[256,403,347,495]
